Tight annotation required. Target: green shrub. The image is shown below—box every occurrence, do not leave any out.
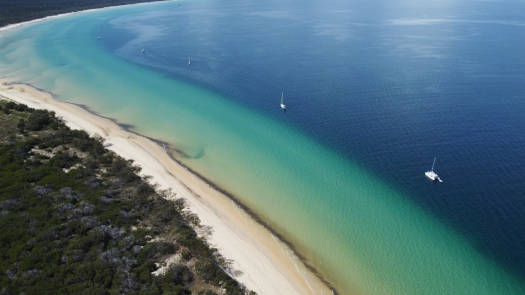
[17,119,25,132]
[26,110,51,131]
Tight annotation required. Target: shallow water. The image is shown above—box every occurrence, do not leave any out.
[1,0,525,294]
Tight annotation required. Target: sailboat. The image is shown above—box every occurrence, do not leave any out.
[141,48,145,54]
[425,157,443,182]
[188,57,191,65]
[280,91,287,110]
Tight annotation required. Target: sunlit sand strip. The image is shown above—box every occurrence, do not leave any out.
[0,80,335,295]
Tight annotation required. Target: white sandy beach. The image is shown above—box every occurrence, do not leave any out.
[0,79,333,295]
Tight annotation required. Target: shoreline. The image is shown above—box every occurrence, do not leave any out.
[2,82,335,289]
[0,78,336,294]
[0,0,173,35]
[0,3,339,293]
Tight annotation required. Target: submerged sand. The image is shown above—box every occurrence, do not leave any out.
[0,80,334,295]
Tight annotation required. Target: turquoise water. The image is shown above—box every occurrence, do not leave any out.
[1,1,525,294]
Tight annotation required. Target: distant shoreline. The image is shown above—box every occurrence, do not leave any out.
[0,0,172,34]
[0,0,173,27]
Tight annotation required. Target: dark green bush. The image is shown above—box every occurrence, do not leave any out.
[17,118,25,133]
[26,110,51,131]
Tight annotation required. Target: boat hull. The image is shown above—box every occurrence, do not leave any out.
[425,171,443,182]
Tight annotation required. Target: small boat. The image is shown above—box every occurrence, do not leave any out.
[96,36,101,39]
[141,48,145,54]
[280,91,287,110]
[425,157,443,183]
[188,57,191,65]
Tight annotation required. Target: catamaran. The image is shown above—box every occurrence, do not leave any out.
[425,157,443,182]
[280,91,287,110]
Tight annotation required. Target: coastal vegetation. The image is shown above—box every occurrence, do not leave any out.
[0,100,254,295]
[0,0,167,27]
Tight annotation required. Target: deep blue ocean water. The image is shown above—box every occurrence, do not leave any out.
[102,0,525,277]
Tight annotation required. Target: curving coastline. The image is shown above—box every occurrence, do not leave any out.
[0,79,336,294]
[0,0,173,34]
[0,4,338,293]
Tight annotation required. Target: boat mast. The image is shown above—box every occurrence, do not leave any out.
[431,157,436,171]
[281,91,284,105]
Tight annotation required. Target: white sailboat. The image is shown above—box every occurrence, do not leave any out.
[425,157,443,182]
[188,57,191,65]
[141,48,145,54]
[280,91,287,110]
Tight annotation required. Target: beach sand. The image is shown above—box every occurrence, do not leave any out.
[0,79,334,295]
